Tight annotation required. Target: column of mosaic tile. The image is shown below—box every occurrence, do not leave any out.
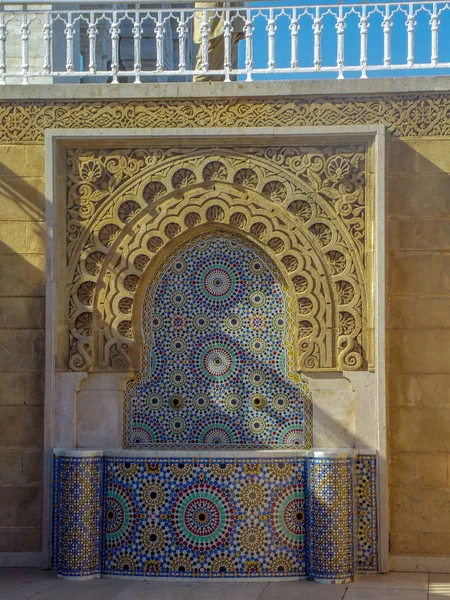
[307,457,355,583]
[52,455,104,578]
[356,455,378,572]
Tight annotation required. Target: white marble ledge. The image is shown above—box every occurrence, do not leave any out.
[53,447,375,459]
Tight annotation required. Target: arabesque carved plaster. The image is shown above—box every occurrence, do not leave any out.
[64,143,373,374]
[1,92,450,142]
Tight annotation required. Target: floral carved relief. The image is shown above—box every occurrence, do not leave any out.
[1,94,450,143]
[65,144,371,373]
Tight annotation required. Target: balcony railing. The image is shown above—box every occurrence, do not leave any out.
[1,1,450,84]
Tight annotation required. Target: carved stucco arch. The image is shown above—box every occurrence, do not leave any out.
[66,145,370,373]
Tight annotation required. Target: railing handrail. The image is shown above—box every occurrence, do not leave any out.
[0,0,442,5]
[1,0,450,84]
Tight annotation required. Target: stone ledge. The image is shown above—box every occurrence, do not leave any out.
[1,76,450,102]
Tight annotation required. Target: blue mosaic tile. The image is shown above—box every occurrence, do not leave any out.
[356,455,379,572]
[102,456,308,578]
[52,453,377,580]
[123,232,312,449]
[307,457,355,581]
[52,455,103,577]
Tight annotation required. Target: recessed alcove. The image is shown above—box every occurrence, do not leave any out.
[46,127,386,582]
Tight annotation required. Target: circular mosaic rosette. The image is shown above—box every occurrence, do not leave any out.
[237,481,268,511]
[278,424,304,446]
[193,393,210,411]
[249,291,266,307]
[199,346,236,381]
[249,370,265,387]
[224,314,242,331]
[110,551,139,573]
[145,392,162,411]
[137,523,168,553]
[104,486,135,546]
[272,393,289,412]
[172,258,186,274]
[171,485,234,551]
[131,423,157,445]
[193,314,210,331]
[198,423,237,445]
[225,393,242,412]
[200,264,236,301]
[171,290,186,307]
[250,258,266,275]
[270,485,305,549]
[138,480,168,511]
[249,337,266,354]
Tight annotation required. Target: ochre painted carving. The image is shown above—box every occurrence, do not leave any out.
[1,93,450,143]
[65,144,372,373]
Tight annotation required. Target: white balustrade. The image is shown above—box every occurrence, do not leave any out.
[0,0,449,84]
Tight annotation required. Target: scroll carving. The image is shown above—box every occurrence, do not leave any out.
[2,93,450,143]
[65,144,371,373]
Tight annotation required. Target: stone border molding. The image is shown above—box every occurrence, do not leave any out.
[2,91,450,143]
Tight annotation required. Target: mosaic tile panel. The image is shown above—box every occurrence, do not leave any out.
[102,456,307,578]
[52,453,377,580]
[307,457,355,582]
[356,455,379,572]
[124,232,312,449]
[52,455,103,577]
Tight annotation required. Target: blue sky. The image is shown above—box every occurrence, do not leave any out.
[235,1,450,79]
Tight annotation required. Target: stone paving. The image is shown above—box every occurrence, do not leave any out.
[0,570,449,600]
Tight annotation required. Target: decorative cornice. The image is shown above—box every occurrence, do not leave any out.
[1,93,450,143]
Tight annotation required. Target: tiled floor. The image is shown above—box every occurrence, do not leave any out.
[0,570,449,600]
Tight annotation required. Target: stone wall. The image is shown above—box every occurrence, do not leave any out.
[0,145,45,554]
[0,83,449,566]
[387,138,450,563]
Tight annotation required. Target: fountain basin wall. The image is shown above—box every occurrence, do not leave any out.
[52,449,378,582]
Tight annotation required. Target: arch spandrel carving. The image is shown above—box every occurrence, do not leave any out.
[64,144,372,374]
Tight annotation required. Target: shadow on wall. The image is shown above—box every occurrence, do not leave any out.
[0,160,47,552]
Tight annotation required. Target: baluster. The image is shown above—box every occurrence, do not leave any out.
[132,10,142,83]
[65,13,75,73]
[43,11,52,75]
[223,8,231,82]
[0,12,6,84]
[88,11,98,74]
[200,8,209,74]
[155,10,164,72]
[177,13,187,71]
[313,8,323,71]
[244,11,253,82]
[110,10,120,83]
[407,4,416,67]
[382,6,392,68]
[21,11,30,84]
[359,6,369,78]
[290,9,299,69]
[267,8,276,70]
[336,5,345,79]
[430,3,439,67]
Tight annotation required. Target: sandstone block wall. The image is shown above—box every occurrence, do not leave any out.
[387,138,450,559]
[0,145,45,553]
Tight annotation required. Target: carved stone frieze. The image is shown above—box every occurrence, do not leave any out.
[65,144,372,374]
[1,92,450,143]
